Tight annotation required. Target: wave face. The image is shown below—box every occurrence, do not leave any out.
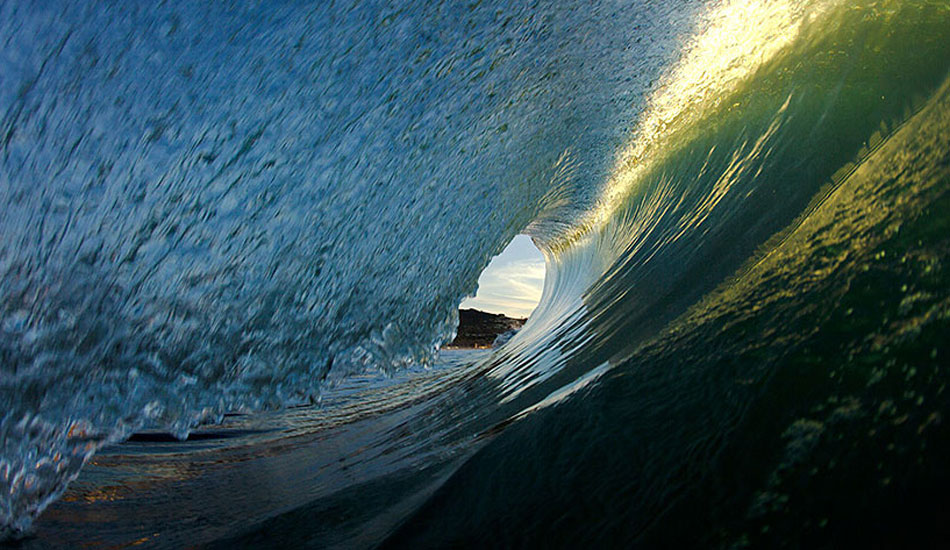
[2,0,950,544]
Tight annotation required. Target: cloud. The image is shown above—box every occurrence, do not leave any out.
[460,257,546,318]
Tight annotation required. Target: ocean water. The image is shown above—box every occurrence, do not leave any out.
[1,0,949,547]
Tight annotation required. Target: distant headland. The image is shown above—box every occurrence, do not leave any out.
[446,308,527,349]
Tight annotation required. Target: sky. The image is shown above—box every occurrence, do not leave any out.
[460,235,546,318]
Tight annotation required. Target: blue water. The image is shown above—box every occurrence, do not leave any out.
[2,0,950,547]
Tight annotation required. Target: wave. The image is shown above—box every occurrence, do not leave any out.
[2,0,950,545]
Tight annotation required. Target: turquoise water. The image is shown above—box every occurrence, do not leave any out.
[2,0,950,547]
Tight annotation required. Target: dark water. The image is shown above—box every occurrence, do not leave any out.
[2,0,950,547]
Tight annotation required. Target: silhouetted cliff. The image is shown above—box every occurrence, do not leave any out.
[447,309,526,348]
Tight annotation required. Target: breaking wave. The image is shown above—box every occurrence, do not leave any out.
[2,0,949,546]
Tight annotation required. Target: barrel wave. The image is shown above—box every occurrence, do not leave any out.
[2,0,949,547]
